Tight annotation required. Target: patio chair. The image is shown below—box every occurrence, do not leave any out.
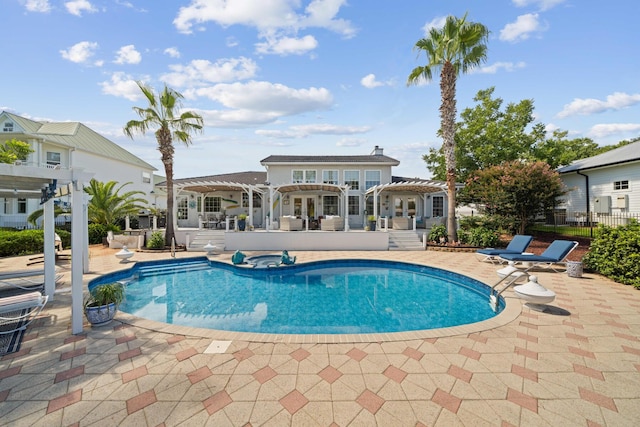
[281,250,296,265]
[499,240,579,272]
[476,235,534,263]
[0,291,48,335]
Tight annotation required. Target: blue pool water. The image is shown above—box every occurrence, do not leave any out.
[90,257,504,335]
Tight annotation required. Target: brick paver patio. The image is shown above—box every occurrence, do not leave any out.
[1,246,639,426]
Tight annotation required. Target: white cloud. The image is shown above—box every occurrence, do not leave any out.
[360,74,394,89]
[185,81,333,127]
[473,61,526,74]
[512,0,566,11]
[195,81,333,114]
[337,138,367,147]
[255,34,318,55]
[257,124,370,139]
[173,0,355,40]
[500,13,545,42]
[65,0,98,16]
[22,0,51,12]
[557,92,640,118]
[164,47,181,58]
[422,16,447,34]
[99,72,145,101]
[60,41,101,65]
[21,0,51,13]
[114,45,141,64]
[588,123,640,138]
[161,57,258,88]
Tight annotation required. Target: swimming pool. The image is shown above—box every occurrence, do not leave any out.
[90,257,504,335]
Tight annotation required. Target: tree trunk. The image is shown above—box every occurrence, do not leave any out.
[440,62,458,242]
[157,127,175,247]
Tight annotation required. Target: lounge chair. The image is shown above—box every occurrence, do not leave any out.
[231,250,247,265]
[0,291,48,335]
[500,240,579,272]
[281,250,296,265]
[476,235,534,263]
[0,269,63,296]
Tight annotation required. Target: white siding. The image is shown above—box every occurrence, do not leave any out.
[560,162,640,213]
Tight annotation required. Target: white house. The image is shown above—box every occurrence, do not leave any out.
[165,146,452,231]
[557,140,640,226]
[0,111,157,228]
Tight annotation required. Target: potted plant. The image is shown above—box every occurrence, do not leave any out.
[237,213,247,231]
[367,215,377,231]
[84,282,125,326]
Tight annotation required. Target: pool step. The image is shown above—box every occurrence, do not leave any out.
[134,259,211,278]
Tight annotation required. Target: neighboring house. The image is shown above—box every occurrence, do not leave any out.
[0,111,157,228]
[557,141,640,226]
[166,146,450,230]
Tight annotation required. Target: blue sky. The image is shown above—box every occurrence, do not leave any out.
[4,0,640,179]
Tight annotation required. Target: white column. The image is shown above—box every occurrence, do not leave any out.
[43,198,56,298]
[248,187,253,229]
[83,194,91,273]
[71,181,85,334]
[344,187,350,232]
[152,215,158,231]
[125,215,130,230]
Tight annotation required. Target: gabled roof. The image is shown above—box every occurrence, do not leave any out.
[558,141,640,173]
[0,111,156,171]
[260,154,400,166]
[165,171,267,194]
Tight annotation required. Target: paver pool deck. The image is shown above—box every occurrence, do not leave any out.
[1,246,639,426]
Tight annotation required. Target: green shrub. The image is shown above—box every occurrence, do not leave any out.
[458,226,500,247]
[583,220,640,288]
[428,224,447,243]
[0,229,70,257]
[88,223,120,245]
[147,231,165,249]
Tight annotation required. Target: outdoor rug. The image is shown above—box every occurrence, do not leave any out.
[0,310,28,355]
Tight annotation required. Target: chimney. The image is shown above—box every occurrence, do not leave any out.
[372,145,384,156]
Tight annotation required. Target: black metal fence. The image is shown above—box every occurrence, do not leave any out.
[537,211,640,238]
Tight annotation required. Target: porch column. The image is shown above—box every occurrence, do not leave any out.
[83,194,91,273]
[344,187,350,232]
[373,188,379,219]
[268,186,273,232]
[71,180,85,335]
[43,198,56,298]
[248,187,253,229]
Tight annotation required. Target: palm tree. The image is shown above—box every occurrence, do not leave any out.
[124,82,204,246]
[408,13,489,242]
[84,179,148,225]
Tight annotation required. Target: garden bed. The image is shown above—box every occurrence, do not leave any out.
[425,244,481,253]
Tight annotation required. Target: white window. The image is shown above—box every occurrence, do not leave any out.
[614,180,629,190]
[432,196,444,217]
[18,199,27,214]
[142,172,151,183]
[348,195,360,215]
[323,195,339,216]
[344,170,360,190]
[292,170,304,183]
[292,170,316,183]
[3,122,13,132]
[177,197,188,220]
[365,170,381,189]
[47,151,61,166]
[305,170,316,183]
[323,170,339,184]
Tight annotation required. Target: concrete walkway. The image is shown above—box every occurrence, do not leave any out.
[1,247,639,426]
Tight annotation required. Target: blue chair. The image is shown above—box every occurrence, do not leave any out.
[281,250,296,265]
[476,235,534,263]
[231,250,246,265]
[500,240,579,272]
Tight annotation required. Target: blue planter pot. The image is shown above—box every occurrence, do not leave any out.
[85,303,117,326]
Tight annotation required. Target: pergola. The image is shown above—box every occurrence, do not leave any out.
[365,180,456,218]
[0,163,93,335]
